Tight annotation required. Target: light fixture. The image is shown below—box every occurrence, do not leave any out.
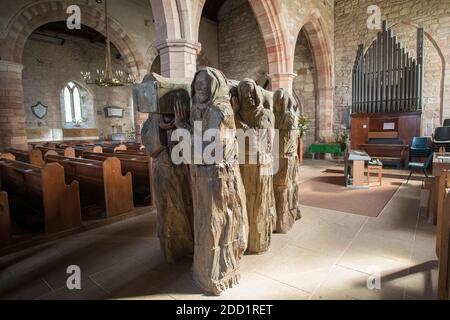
[81,0,135,87]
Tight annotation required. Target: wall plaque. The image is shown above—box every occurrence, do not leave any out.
[31,102,48,119]
[104,106,124,118]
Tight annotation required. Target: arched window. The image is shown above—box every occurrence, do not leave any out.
[63,81,83,123]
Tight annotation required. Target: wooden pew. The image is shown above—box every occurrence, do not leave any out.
[6,148,29,162]
[36,146,76,158]
[45,155,134,217]
[0,190,11,245]
[115,149,147,156]
[1,153,16,161]
[0,160,81,234]
[436,171,450,258]
[438,179,450,300]
[82,152,152,206]
[30,149,45,167]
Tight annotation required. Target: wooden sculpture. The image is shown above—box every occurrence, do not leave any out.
[136,73,194,263]
[273,89,302,233]
[233,78,276,254]
[175,67,248,296]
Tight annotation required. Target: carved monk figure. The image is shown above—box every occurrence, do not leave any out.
[232,79,276,254]
[273,88,302,233]
[174,67,248,296]
[140,80,194,263]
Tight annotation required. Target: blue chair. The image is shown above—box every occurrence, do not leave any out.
[410,137,431,158]
[407,152,434,183]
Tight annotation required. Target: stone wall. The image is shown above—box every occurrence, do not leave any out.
[198,17,219,69]
[22,32,134,141]
[334,0,450,136]
[217,0,269,81]
[293,29,317,155]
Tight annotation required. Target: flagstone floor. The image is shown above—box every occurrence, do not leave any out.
[0,160,437,300]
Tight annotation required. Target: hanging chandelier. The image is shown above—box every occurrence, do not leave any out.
[81,0,135,87]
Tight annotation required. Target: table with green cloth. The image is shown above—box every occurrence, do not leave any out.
[309,143,344,159]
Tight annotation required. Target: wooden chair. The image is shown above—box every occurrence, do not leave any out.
[367,163,383,186]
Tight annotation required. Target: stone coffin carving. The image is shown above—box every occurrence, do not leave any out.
[31,102,48,119]
[175,68,248,295]
[136,73,194,263]
[273,89,302,233]
[233,78,276,254]
[133,72,191,115]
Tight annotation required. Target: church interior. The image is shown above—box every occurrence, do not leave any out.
[0,0,450,300]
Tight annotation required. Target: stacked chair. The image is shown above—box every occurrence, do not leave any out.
[433,127,450,152]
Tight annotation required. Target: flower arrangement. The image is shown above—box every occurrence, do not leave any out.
[126,127,136,141]
[72,117,88,127]
[336,129,349,152]
[298,116,310,139]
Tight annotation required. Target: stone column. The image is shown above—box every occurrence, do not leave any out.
[317,86,334,140]
[0,61,27,150]
[155,39,201,80]
[269,72,297,94]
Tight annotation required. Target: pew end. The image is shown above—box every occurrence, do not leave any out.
[64,147,76,158]
[0,191,11,246]
[30,149,45,167]
[102,157,134,217]
[41,163,82,234]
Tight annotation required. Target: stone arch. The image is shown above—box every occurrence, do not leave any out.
[248,0,292,78]
[3,1,147,79]
[293,16,334,138]
[151,0,203,43]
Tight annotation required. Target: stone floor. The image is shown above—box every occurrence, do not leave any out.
[0,160,438,300]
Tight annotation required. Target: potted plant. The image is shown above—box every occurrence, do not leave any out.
[298,116,310,164]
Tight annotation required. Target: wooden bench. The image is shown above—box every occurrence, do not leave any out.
[6,148,29,162]
[437,171,450,300]
[82,152,152,206]
[0,190,11,245]
[115,149,147,156]
[45,154,134,217]
[0,159,81,234]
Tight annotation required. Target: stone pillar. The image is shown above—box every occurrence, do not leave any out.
[0,61,27,150]
[269,72,297,94]
[317,86,334,140]
[155,39,201,80]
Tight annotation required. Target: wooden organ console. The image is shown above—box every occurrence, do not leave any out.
[350,21,424,168]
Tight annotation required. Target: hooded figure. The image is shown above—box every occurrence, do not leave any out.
[175,67,248,296]
[233,79,276,254]
[140,80,194,263]
[273,89,302,233]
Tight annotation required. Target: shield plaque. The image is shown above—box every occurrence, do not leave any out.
[31,102,48,119]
